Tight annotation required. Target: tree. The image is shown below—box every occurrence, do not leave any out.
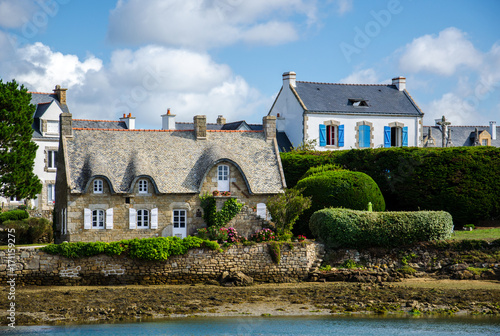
[267,188,312,236]
[0,79,41,199]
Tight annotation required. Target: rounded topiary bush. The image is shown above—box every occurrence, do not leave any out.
[293,170,385,236]
[300,164,343,180]
[309,208,453,249]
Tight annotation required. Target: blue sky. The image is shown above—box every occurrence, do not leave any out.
[0,0,499,129]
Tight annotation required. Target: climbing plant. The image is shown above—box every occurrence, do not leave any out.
[200,194,243,228]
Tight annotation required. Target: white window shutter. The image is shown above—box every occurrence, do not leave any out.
[84,208,91,229]
[129,208,137,229]
[106,208,114,229]
[151,208,158,229]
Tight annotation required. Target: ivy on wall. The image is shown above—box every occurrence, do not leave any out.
[200,194,243,228]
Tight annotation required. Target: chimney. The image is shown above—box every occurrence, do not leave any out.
[53,85,68,105]
[283,71,296,88]
[490,121,497,140]
[194,115,207,140]
[59,112,73,137]
[161,108,176,130]
[391,76,406,91]
[120,113,136,130]
[216,115,226,125]
[262,115,277,141]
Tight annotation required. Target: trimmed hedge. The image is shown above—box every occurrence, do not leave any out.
[293,170,385,236]
[309,208,453,249]
[300,164,343,180]
[281,147,500,225]
[0,209,28,223]
[2,217,53,244]
[42,236,221,261]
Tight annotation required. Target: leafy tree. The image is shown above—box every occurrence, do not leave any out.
[267,188,312,236]
[0,79,41,199]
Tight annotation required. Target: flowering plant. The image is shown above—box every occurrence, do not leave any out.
[226,227,242,243]
[251,228,277,242]
[297,235,306,242]
[221,191,231,196]
[212,190,220,196]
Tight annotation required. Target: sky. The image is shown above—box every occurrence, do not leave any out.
[0,0,499,129]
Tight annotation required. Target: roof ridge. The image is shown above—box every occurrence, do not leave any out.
[73,119,122,122]
[73,128,192,132]
[29,91,53,94]
[297,81,390,86]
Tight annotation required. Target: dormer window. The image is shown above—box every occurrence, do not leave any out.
[47,121,59,134]
[93,179,103,194]
[348,99,369,107]
[138,179,148,194]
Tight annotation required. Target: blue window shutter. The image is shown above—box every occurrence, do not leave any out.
[319,124,326,146]
[384,126,391,148]
[364,126,371,148]
[402,126,408,147]
[360,125,370,148]
[338,125,344,147]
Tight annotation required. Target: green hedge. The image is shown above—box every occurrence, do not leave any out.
[309,208,453,249]
[2,217,53,244]
[42,236,220,261]
[293,170,385,236]
[281,147,500,225]
[0,209,28,223]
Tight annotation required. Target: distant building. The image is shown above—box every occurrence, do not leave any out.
[423,117,499,147]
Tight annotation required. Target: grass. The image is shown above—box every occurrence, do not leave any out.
[0,243,49,250]
[449,228,500,241]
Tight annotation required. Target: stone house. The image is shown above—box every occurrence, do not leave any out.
[268,72,424,151]
[54,113,286,243]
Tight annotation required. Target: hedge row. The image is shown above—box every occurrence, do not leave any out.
[1,217,52,244]
[0,209,28,224]
[281,147,500,225]
[309,208,453,249]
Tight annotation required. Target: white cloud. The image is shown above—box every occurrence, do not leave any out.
[424,92,480,125]
[340,68,380,84]
[0,0,37,29]
[333,0,353,16]
[399,27,482,76]
[107,0,316,49]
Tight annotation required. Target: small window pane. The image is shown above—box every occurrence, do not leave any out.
[94,180,103,193]
[92,209,105,228]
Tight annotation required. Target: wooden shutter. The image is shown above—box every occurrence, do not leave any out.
[384,126,391,148]
[106,208,114,229]
[338,125,344,147]
[319,124,326,146]
[402,127,408,147]
[151,208,158,229]
[84,208,91,229]
[360,125,370,148]
[129,208,137,229]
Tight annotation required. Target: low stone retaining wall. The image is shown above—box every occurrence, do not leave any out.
[0,242,324,286]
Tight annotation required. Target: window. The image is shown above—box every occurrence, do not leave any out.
[217,165,230,192]
[384,125,408,148]
[93,179,103,193]
[326,125,336,146]
[137,209,149,228]
[48,184,55,204]
[138,179,148,193]
[349,99,369,107]
[482,139,488,146]
[92,209,105,229]
[319,123,344,147]
[47,121,59,133]
[48,150,58,169]
[173,209,186,229]
[359,125,371,148]
[391,127,402,147]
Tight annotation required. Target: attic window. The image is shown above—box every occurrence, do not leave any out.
[348,99,369,107]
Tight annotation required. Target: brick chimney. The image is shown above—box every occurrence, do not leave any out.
[53,85,68,105]
[120,113,136,130]
[216,115,226,125]
[161,108,176,130]
[392,76,406,91]
[59,112,72,137]
[194,115,207,140]
[490,121,497,140]
[262,115,276,141]
[283,71,296,88]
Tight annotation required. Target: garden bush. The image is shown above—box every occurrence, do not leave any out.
[0,209,28,224]
[293,170,385,236]
[309,208,453,249]
[2,217,52,244]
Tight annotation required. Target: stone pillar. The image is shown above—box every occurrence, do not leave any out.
[194,115,207,140]
[60,112,73,137]
[217,115,226,125]
[263,115,276,141]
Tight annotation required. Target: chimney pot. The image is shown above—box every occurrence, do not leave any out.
[391,76,406,91]
[283,71,297,88]
[120,113,136,130]
[53,85,68,105]
[161,109,176,130]
[216,115,226,125]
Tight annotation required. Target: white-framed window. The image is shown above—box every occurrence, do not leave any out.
[482,139,488,146]
[48,150,58,169]
[217,165,230,192]
[47,184,55,204]
[173,209,186,229]
[92,209,105,229]
[138,179,148,194]
[47,121,59,134]
[137,209,149,228]
[326,125,336,146]
[93,179,103,193]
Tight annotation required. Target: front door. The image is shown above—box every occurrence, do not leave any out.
[172,209,187,238]
[217,165,230,192]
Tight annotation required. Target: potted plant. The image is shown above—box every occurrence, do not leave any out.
[221,191,231,196]
[212,190,220,196]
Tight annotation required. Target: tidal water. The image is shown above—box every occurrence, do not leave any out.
[1,316,499,336]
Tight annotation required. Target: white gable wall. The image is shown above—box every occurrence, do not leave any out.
[269,86,305,148]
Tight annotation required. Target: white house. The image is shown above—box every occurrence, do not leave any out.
[268,72,424,151]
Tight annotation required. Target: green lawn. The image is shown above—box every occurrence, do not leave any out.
[449,228,500,241]
[0,243,49,250]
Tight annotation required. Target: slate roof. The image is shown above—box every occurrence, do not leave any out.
[64,129,285,195]
[423,126,500,147]
[276,132,293,152]
[173,121,262,131]
[73,119,128,129]
[293,82,423,116]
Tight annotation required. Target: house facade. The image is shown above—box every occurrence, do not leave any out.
[54,113,285,243]
[269,72,424,151]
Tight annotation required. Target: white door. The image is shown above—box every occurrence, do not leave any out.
[217,165,230,192]
[172,209,187,238]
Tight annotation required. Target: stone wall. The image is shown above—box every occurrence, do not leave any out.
[0,242,324,286]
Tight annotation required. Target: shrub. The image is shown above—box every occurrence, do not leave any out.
[251,228,277,242]
[294,170,385,236]
[309,208,453,249]
[0,209,28,224]
[269,241,281,264]
[300,164,343,180]
[267,188,311,235]
[200,194,243,228]
[2,217,52,244]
